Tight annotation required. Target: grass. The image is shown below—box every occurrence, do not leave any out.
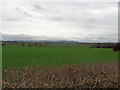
[2,44,119,88]
[2,44,118,69]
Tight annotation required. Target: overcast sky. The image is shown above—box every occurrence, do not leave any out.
[0,1,118,42]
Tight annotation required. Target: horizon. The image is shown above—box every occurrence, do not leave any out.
[1,33,118,43]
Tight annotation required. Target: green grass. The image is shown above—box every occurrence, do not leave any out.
[2,44,118,68]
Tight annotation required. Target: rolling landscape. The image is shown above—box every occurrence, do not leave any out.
[0,1,119,89]
[1,41,119,88]
[2,41,118,68]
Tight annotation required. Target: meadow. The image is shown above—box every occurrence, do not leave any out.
[2,43,118,68]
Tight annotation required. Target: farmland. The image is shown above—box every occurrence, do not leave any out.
[2,43,118,68]
[2,42,119,88]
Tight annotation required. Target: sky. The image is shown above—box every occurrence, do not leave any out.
[0,1,118,42]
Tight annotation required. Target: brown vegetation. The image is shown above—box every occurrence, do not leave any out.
[91,43,116,48]
[2,62,119,88]
[90,43,120,52]
[113,44,120,51]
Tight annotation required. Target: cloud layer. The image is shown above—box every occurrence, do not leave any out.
[0,2,118,42]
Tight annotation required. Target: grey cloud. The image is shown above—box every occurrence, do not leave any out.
[1,2,118,42]
[23,12,33,17]
[51,17,64,21]
[2,33,118,43]
[1,33,68,41]
[34,5,43,9]
[16,7,20,11]
[55,10,61,14]
[45,3,117,32]
[33,5,44,11]
[16,7,33,18]
[71,35,118,43]
[2,34,34,41]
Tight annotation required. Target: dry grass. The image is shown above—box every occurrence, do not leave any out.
[2,62,119,88]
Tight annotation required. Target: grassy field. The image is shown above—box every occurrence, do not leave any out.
[2,44,119,88]
[2,44,118,68]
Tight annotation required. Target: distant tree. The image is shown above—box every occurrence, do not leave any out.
[113,44,120,51]
[22,43,25,47]
[2,43,6,46]
[28,44,32,47]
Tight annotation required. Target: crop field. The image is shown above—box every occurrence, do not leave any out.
[2,44,118,68]
[2,43,119,88]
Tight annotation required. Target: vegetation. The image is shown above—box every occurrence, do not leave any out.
[2,43,118,68]
[2,42,119,88]
[2,62,119,88]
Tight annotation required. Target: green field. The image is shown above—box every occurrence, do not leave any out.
[2,44,118,68]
